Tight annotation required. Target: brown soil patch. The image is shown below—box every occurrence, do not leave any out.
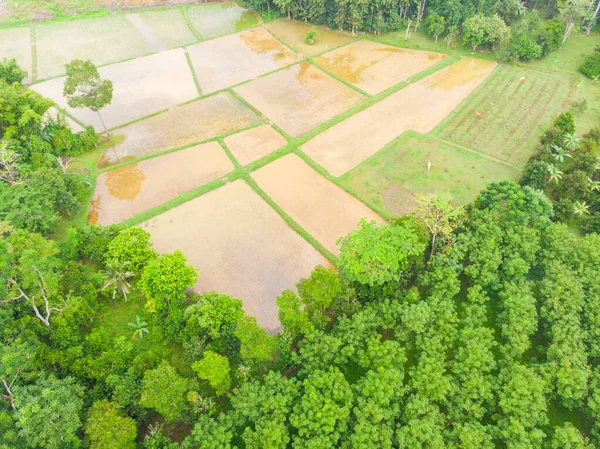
[382,187,418,216]
[33,48,198,130]
[234,62,365,137]
[314,40,446,95]
[224,125,287,165]
[265,19,354,57]
[98,92,261,167]
[252,154,384,255]
[187,27,298,94]
[140,180,328,333]
[88,142,234,225]
[301,57,496,176]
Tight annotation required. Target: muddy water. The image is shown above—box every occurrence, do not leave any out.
[301,57,497,176]
[187,3,259,39]
[315,40,446,94]
[234,61,364,137]
[98,92,262,167]
[266,19,354,56]
[252,154,384,255]
[140,180,328,334]
[89,142,234,225]
[224,125,287,165]
[187,27,298,93]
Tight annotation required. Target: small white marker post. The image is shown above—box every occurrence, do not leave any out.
[427,161,431,172]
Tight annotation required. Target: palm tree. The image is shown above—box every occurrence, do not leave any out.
[101,259,134,301]
[128,315,149,340]
[547,164,563,183]
[574,200,590,216]
[550,144,571,163]
[588,177,600,192]
[563,132,581,150]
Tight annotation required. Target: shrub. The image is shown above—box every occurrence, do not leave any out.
[580,48,600,79]
[553,112,576,134]
[0,58,27,84]
[305,28,318,45]
[500,34,543,62]
[537,18,564,56]
[521,160,549,190]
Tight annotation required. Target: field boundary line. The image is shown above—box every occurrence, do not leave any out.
[53,104,87,130]
[308,34,362,58]
[108,108,170,131]
[262,25,300,55]
[184,48,203,96]
[271,123,292,142]
[228,89,266,118]
[97,121,267,173]
[306,58,370,97]
[217,138,244,171]
[244,175,338,265]
[30,24,37,81]
[182,6,201,41]
[119,177,230,228]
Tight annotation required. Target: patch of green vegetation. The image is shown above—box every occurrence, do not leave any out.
[527,30,600,74]
[339,131,519,214]
[434,64,573,168]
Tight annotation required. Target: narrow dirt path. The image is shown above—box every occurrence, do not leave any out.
[125,14,165,52]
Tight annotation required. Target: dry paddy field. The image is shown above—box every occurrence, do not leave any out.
[98,92,262,167]
[140,180,329,333]
[314,40,446,95]
[126,9,196,50]
[33,49,198,130]
[35,15,156,79]
[187,27,298,94]
[235,61,365,137]
[186,3,259,40]
[266,19,355,56]
[89,142,234,225]
[0,27,32,82]
[302,57,496,176]
[224,125,287,165]
[252,154,383,254]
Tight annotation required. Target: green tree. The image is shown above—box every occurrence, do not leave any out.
[338,219,426,287]
[85,400,137,449]
[0,59,27,85]
[13,376,84,449]
[140,360,188,421]
[104,227,156,272]
[426,12,446,42]
[128,315,149,340]
[550,423,592,449]
[63,60,113,136]
[192,350,231,396]
[235,315,275,365]
[101,259,134,301]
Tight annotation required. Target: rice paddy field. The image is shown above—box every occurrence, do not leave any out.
[10,8,597,330]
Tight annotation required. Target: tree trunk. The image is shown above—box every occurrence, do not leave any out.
[435,34,438,43]
[586,0,600,34]
[97,111,109,140]
[430,232,437,257]
[562,21,574,46]
[405,20,411,40]
[1,378,15,410]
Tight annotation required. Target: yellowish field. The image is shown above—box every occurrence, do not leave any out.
[235,62,364,137]
[35,15,155,79]
[33,49,198,130]
[224,125,287,165]
[314,40,446,94]
[252,154,383,254]
[98,92,262,167]
[187,27,298,93]
[266,19,354,56]
[89,142,234,225]
[302,57,496,176]
[140,180,329,333]
[0,27,32,82]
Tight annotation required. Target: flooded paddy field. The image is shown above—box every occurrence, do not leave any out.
[224,125,287,165]
[301,57,496,176]
[127,9,196,50]
[98,92,262,167]
[252,154,383,255]
[33,49,198,130]
[265,19,354,56]
[88,142,234,225]
[35,15,155,79]
[0,27,32,83]
[340,131,520,215]
[234,61,365,137]
[187,27,298,94]
[140,180,329,334]
[186,3,259,39]
[314,40,446,95]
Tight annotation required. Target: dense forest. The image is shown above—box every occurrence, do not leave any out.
[2,5,600,448]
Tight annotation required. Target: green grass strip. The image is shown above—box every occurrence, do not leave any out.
[243,174,338,265]
[307,58,370,97]
[120,177,229,228]
[271,123,292,142]
[182,6,202,41]
[30,24,37,81]
[262,25,300,55]
[184,48,203,96]
[307,33,362,59]
[217,138,243,170]
[108,107,169,131]
[53,104,87,129]
[228,89,266,118]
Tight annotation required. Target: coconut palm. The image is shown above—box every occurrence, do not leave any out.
[101,259,134,301]
[563,132,581,150]
[550,144,572,163]
[128,315,149,340]
[547,164,563,183]
[574,201,591,216]
[588,177,600,192]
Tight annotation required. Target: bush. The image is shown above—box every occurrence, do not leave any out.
[0,58,27,84]
[553,112,576,134]
[521,160,549,190]
[537,18,564,56]
[580,47,600,79]
[500,34,543,62]
[65,224,121,262]
[305,28,318,45]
